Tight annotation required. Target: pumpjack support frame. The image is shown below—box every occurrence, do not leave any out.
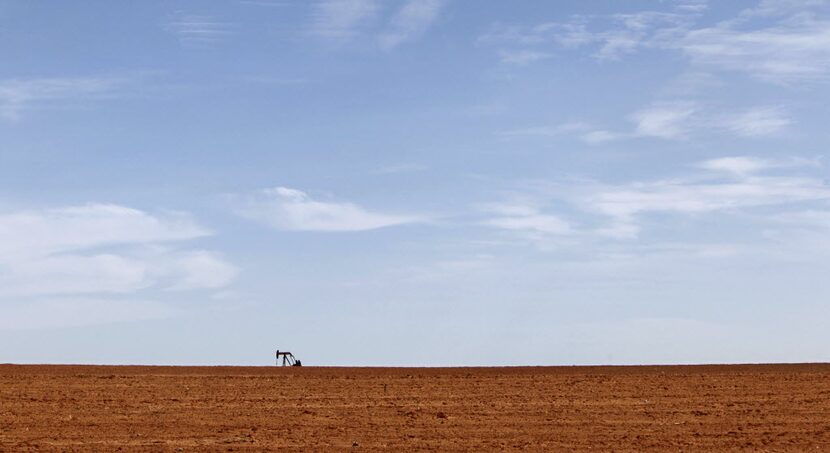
[276,350,302,366]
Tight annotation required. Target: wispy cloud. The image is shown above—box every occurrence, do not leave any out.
[238,187,422,231]
[772,209,830,230]
[482,156,830,244]
[698,155,817,174]
[0,203,236,299]
[505,103,793,144]
[497,49,553,65]
[678,14,830,83]
[723,106,792,137]
[630,102,698,139]
[584,157,828,223]
[698,156,777,175]
[0,77,126,121]
[310,0,445,48]
[0,203,208,258]
[482,202,573,237]
[479,1,830,83]
[311,0,379,40]
[165,14,233,46]
[480,11,694,62]
[378,0,446,50]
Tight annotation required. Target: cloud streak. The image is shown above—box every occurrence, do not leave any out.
[165,14,233,46]
[0,77,126,121]
[480,1,830,83]
[310,0,445,48]
[311,0,379,39]
[482,156,830,243]
[504,103,792,144]
[379,0,446,50]
[239,187,422,231]
[0,203,236,308]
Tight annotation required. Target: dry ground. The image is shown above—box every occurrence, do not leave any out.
[1,364,829,451]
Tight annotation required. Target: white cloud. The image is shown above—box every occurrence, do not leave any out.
[505,103,697,144]
[0,254,149,298]
[515,103,792,144]
[630,102,698,139]
[676,3,708,14]
[164,14,233,46]
[0,77,125,121]
[771,209,830,229]
[724,106,792,137]
[379,0,445,50]
[482,156,830,245]
[157,250,239,291]
[311,0,379,39]
[479,1,830,83]
[485,214,572,236]
[239,186,421,231]
[588,172,829,220]
[479,11,693,62]
[699,155,817,174]
[698,156,775,175]
[745,0,827,17]
[497,49,552,65]
[0,203,208,259]
[678,15,830,83]
[0,203,236,312]
[582,157,830,234]
[580,129,626,144]
[481,202,573,239]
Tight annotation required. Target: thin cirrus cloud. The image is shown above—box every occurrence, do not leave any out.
[164,14,234,46]
[631,102,699,139]
[502,103,792,144]
[0,77,126,121]
[587,158,829,219]
[481,202,573,237]
[481,156,830,243]
[238,186,423,232]
[378,0,446,50]
[479,10,694,63]
[497,49,553,65]
[479,1,830,84]
[0,203,208,258]
[629,104,791,140]
[723,107,793,137]
[678,14,830,84]
[311,0,445,49]
[310,0,380,39]
[0,203,237,300]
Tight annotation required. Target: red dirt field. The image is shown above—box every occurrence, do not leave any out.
[1,364,829,451]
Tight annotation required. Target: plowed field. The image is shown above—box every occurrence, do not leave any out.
[1,364,829,451]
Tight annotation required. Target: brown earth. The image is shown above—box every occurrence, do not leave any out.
[1,363,829,451]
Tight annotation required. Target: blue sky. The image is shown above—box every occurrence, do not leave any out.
[2,0,829,365]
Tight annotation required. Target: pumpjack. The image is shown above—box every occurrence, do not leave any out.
[275,350,302,366]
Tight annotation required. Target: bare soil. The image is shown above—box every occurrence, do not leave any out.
[1,364,829,451]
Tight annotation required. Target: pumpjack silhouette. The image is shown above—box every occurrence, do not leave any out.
[275,350,302,366]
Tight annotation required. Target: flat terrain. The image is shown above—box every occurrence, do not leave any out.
[1,364,829,451]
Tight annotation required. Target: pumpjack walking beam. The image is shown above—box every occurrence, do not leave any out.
[275,349,302,366]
